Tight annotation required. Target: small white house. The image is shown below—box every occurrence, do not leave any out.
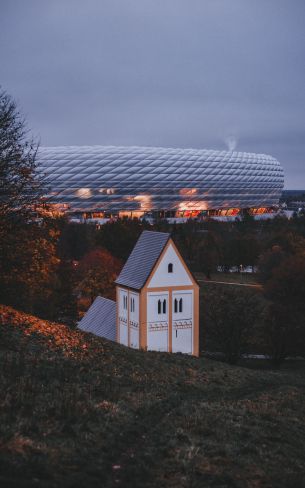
[78,230,199,356]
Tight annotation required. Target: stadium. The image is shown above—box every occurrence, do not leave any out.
[38,145,284,220]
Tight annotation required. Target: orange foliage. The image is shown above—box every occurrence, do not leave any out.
[76,248,122,304]
[0,305,103,359]
[78,248,122,276]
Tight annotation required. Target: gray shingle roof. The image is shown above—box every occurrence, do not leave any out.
[115,230,170,290]
[77,296,116,341]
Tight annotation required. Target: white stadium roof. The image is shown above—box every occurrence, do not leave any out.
[38,145,284,212]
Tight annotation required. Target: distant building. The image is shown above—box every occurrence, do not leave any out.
[38,145,284,219]
[78,231,200,356]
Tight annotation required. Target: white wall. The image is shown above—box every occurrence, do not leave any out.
[147,243,193,288]
[172,291,193,322]
[147,291,169,352]
[129,291,139,349]
[118,288,128,346]
[117,288,139,349]
[172,290,193,354]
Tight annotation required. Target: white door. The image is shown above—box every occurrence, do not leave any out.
[147,292,169,352]
[172,291,193,354]
[118,288,128,346]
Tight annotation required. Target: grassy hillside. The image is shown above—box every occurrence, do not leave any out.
[0,305,305,488]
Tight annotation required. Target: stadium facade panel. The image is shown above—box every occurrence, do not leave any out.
[38,145,284,214]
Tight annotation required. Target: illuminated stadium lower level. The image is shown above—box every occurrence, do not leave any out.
[39,145,284,219]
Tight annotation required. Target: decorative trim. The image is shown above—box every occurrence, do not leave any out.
[148,322,169,332]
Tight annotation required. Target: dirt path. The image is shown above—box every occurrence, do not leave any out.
[198,279,262,288]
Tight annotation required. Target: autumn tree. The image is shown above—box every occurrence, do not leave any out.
[262,254,305,364]
[265,231,305,256]
[0,88,59,315]
[194,231,222,278]
[96,219,147,261]
[51,258,78,326]
[258,245,287,283]
[0,88,43,221]
[171,220,202,264]
[0,216,60,314]
[75,248,122,310]
[204,286,261,364]
[223,235,261,271]
[57,221,96,261]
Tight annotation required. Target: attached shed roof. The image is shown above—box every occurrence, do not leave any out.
[77,296,116,341]
[115,230,170,290]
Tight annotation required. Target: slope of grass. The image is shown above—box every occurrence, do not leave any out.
[0,305,305,488]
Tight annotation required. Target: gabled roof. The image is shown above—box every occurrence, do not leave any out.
[77,296,116,341]
[115,230,170,290]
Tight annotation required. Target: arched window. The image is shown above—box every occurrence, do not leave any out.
[158,299,161,314]
[174,298,178,313]
[179,298,183,313]
[168,263,173,273]
[163,299,167,314]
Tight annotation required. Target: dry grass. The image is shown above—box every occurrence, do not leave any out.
[0,305,305,487]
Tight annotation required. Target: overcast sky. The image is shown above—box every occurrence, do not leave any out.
[1,0,304,188]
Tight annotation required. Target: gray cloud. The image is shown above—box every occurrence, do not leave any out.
[0,0,304,187]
